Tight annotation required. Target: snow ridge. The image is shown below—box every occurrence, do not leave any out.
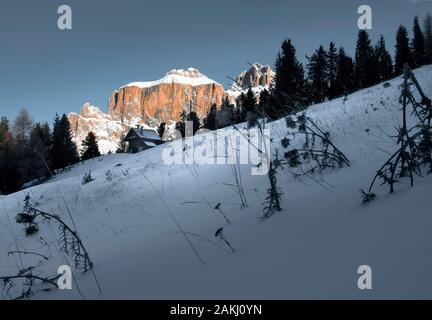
[121,68,218,89]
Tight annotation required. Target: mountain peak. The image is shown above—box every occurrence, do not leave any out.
[122,67,218,89]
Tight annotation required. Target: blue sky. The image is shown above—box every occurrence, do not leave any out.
[0,0,431,123]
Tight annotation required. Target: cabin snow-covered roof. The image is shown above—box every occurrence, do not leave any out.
[125,128,161,141]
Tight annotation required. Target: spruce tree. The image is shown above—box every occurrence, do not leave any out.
[217,96,235,128]
[374,35,394,81]
[175,111,187,138]
[355,30,375,88]
[259,89,278,120]
[0,117,21,194]
[243,87,257,112]
[274,39,306,112]
[234,92,248,123]
[307,45,329,103]
[395,25,413,75]
[29,122,52,178]
[334,47,355,97]
[81,131,101,161]
[51,113,79,171]
[203,104,217,131]
[411,16,427,67]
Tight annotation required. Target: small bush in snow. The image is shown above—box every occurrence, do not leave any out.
[82,171,95,185]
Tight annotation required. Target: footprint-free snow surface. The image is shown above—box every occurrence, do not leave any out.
[1,66,432,299]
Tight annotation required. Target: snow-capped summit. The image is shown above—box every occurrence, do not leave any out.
[121,68,219,89]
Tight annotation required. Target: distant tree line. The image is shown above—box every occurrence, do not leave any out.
[0,110,100,194]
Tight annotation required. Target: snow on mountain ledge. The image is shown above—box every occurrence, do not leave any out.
[121,68,219,89]
[68,103,125,154]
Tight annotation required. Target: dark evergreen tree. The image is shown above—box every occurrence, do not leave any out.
[243,87,257,112]
[327,42,338,99]
[424,13,432,63]
[243,88,259,128]
[29,122,52,178]
[203,104,217,131]
[274,39,306,112]
[411,16,427,67]
[234,92,248,123]
[395,25,413,75]
[216,96,235,128]
[374,35,394,81]
[307,45,329,103]
[333,47,355,97]
[157,122,166,139]
[258,89,278,120]
[0,117,21,194]
[355,30,376,88]
[175,111,187,139]
[81,131,101,161]
[51,113,79,171]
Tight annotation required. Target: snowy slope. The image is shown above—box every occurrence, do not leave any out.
[1,66,432,299]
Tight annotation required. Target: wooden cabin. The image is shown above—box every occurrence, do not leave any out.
[123,126,163,153]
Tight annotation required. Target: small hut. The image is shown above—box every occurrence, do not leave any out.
[123,126,163,153]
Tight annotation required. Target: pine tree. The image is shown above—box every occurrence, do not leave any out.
[355,30,376,88]
[259,89,277,120]
[216,96,235,128]
[243,88,259,128]
[374,35,394,81]
[81,131,101,161]
[0,117,21,194]
[243,87,257,112]
[424,13,432,64]
[203,104,217,131]
[175,111,187,138]
[307,45,329,103]
[234,92,247,123]
[327,42,338,99]
[0,116,10,143]
[29,122,52,178]
[274,39,306,112]
[51,113,79,171]
[395,25,413,75]
[333,47,355,97]
[411,16,427,67]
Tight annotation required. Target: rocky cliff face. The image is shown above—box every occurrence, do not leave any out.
[226,64,275,100]
[233,64,274,90]
[68,103,125,154]
[107,68,224,124]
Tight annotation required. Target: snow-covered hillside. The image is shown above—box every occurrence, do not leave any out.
[1,66,432,299]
